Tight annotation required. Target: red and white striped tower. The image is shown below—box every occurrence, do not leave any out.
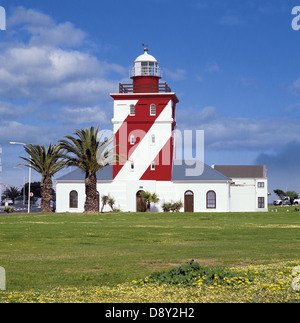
[111,47,179,181]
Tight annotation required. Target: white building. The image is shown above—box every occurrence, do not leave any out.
[55,49,268,213]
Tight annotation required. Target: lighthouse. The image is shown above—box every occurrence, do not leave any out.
[111,47,179,182]
[55,48,268,214]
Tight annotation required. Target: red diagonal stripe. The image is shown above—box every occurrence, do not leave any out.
[140,137,173,181]
[113,97,171,179]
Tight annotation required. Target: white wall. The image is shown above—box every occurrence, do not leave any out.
[56,182,86,213]
[56,178,267,213]
[56,180,232,213]
[229,178,268,212]
[172,182,230,212]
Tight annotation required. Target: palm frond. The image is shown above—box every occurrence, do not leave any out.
[60,125,117,173]
[19,144,65,178]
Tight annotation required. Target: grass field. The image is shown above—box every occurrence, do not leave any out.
[0,206,300,303]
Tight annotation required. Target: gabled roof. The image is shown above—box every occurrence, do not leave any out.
[55,165,113,182]
[172,160,231,182]
[213,165,267,179]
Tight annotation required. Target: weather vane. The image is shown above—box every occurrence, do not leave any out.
[142,43,148,52]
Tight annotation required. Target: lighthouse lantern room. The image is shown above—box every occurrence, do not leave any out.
[119,47,171,93]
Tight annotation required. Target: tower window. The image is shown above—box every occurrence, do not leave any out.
[130,161,134,170]
[151,161,155,170]
[150,104,156,116]
[130,135,135,145]
[130,104,135,116]
[151,134,155,144]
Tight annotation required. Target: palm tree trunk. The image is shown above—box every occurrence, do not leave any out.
[41,177,52,212]
[84,172,98,214]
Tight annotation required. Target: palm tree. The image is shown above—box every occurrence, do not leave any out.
[101,195,109,213]
[59,126,115,214]
[19,144,65,212]
[108,196,115,211]
[4,186,20,204]
[140,191,160,212]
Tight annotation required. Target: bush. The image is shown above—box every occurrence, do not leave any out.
[4,207,14,213]
[162,201,183,212]
[162,202,172,212]
[134,260,255,287]
[170,201,183,212]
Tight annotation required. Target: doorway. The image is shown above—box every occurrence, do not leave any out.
[136,190,146,212]
[184,190,194,212]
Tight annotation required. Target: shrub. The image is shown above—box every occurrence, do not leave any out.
[134,260,255,287]
[162,202,172,212]
[162,201,183,212]
[171,201,183,212]
[4,207,14,214]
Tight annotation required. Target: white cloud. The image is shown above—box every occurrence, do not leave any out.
[60,106,110,125]
[29,21,86,48]
[219,11,243,26]
[205,62,221,73]
[164,68,186,81]
[0,7,126,120]
[0,45,121,105]
[8,7,54,28]
[0,101,30,120]
[0,121,45,144]
[291,78,300,95]
[177,106,300,151]
[240,77,259,89]
[8,6,86,48]
[195,75,204,82]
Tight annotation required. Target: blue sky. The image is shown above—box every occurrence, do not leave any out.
[0,0,300,201]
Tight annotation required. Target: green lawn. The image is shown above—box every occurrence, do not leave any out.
[0,206,300,302]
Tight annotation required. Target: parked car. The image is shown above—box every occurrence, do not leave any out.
[293,199,300,205]
[273,196,291,205]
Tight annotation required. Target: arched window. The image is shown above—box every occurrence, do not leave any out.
[184,190,194,212]
[69,190,78,208]
[206,191,216,209]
